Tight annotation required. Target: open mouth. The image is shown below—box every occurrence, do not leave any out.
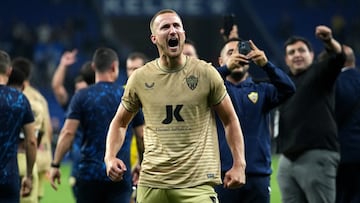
[168,38,179,47]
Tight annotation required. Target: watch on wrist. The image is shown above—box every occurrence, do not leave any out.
[51,162,60,168]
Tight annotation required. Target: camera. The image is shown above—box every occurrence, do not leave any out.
[238,41,251,55]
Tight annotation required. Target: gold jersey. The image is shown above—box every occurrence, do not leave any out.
[23,86,52,172]
[122,57,227,188]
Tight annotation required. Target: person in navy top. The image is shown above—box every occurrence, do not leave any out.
[214,38,295,203]
[333,45,360,203]
[51,50,95,200]
[49,47,134,203]
[0,50,37,203]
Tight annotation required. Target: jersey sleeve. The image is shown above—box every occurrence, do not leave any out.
[66,90,83,120]
[22,95,35,125]
[207,63,227,106]
[122,71,142,113]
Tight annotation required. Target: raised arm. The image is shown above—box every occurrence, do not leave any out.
[213,94,246,188]
[248,40,296,108]
[51,49,77,106]
[315,25,342,54]
[104,104,135,182]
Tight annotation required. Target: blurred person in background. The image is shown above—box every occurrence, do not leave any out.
[214,37,295,203]
[8,68,39,203]
[276,25,345,203]
[183,39,198,59]
[333,45,360,203]
[52,49,94,109]
[50,47,134,203]
[0,50,37,202]
[51,49,95,200]
[12,57,53,202]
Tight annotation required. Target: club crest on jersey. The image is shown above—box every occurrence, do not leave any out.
[186,75,198,90]
[247,92,258,104]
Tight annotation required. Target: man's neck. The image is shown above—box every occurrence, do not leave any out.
[23,80,30,87]
[95,72,116,83]
[0,75,8,85]
[159,54,186,70]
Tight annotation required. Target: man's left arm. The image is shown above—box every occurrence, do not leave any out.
[213,94,246,188]
[49,119,79,190]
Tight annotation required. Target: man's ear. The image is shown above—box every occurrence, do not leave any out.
[150,35,156,44]
[91,62,96,71]
[310,51,315,61]
[111,61,118,72]
[6,66,12,77]
[218,57,223,67]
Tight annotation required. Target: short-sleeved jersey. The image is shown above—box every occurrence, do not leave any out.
[23,86,52,172]
[67,82,131,181]
[0,85,34,184]
[22,86,45,138]
[122,57,227,188]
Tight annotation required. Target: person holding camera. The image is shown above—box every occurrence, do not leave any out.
[214,38,295,203]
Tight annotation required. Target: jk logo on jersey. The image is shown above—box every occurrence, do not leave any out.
[162,105,184,124]
[248,92,258,104]
[186,75,198,90]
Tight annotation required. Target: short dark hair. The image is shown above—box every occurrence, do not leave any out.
[12,57,33,79]
[222,37,242,49]
[79,61,95,85]
[92,47,118,73]
[220,37,244,56]
[8,68,26,88]
[284,36,313,53]
[0,50,11,74]
[74,75,84,84]
[127,52,149,64]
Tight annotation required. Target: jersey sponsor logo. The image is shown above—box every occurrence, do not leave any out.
[145,82,155,89]
[186,75,198,90]
[162,105,184,124]
[207,173,215,179]
[247,92,258,104]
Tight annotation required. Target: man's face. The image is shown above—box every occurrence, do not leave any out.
[220,41,249,79]
[151,13,185,58]
[285,41,314,75]
[183,43,198,59]
[126,58,144,77]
